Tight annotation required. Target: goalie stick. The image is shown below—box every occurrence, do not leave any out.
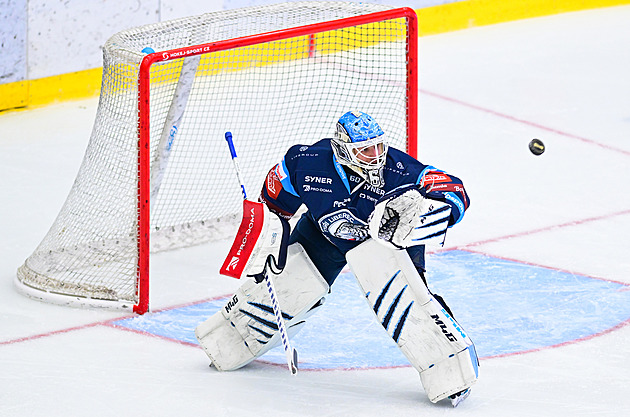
[150,55,201,201]
[224,131,299,375]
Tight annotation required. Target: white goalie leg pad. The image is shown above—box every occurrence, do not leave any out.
[346,239,478,403]
[195,243,329,371]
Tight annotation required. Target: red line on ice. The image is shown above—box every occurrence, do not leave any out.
[0,295,227,346]
[439,208,630,252]
[420,89,630,157]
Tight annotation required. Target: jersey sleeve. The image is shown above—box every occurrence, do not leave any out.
[416,166,470,226]
[259,148,303,219]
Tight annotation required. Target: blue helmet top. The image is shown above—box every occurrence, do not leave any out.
[335,111,384,143]
[331,111,388,175]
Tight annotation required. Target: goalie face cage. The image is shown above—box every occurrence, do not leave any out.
[15,2,418,314]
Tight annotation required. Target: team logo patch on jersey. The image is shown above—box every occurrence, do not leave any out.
[266,166,283,198]
[423,171,452,184]
[318,209,369,241]
[274,162,288,181]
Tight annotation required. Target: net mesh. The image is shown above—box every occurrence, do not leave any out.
[16,1,414,310]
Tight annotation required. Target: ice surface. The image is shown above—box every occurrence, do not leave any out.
[1,6,630,416]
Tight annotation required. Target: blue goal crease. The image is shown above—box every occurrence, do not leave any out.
[113,250,630,370]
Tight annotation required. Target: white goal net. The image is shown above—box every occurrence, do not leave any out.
[16,1,418,313]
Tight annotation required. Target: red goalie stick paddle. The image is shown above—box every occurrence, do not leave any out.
[219,199,265,279]
[220,131,298,375]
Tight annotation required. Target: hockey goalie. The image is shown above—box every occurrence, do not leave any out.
[195,111,478,407]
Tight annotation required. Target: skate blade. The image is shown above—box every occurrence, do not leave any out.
[450,388,471,407]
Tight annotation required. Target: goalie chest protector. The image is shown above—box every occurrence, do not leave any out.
[263,139,430,252]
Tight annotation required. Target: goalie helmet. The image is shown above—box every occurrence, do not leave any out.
[331,111,388,187]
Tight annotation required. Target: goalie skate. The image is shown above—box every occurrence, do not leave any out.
[450,388,471,407]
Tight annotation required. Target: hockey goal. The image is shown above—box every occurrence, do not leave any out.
[16,1,418,314]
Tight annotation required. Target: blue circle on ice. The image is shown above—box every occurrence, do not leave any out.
[141,47,155,54]
[114,250,630,370]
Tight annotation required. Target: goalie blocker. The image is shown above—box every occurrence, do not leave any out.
[219,199,290,282]
[346,239,479,403]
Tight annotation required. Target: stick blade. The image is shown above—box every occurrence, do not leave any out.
[290,348,299,375]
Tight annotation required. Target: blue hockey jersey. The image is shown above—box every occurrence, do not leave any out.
[260,139,469,254]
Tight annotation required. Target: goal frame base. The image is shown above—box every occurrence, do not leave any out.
[14,275,136,312]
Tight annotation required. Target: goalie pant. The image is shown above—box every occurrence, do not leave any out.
[346,239,479,403]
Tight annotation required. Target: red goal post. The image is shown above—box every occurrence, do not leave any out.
[137,7,418,313]
[17,2,418,314]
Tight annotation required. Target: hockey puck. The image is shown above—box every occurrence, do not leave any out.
[529,138,545,155]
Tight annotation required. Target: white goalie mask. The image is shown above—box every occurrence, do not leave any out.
[331,111,388,186]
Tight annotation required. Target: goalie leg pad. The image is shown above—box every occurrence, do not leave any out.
[420,344,479,403]
[195,243,329,371]
[346,239,478,402]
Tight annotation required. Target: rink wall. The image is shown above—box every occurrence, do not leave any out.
[1,0,629,112]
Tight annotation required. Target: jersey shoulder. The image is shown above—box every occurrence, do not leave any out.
[284,139,333,168]
[386,147,423,166]
[384,147,427,181]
